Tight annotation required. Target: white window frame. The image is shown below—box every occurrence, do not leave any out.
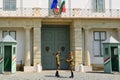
[95,0,105,12]
[3,0,16,11]
[2,31,16,40]
[93,31,106,57]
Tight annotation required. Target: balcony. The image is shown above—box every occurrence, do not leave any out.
[0,8,120,18]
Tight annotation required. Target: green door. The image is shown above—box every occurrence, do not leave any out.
[4,46,12,71]
[111,47,119,71]
[41,25,70,70]
[0,45,4,73]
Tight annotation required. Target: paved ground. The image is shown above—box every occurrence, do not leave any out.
[0,70,120,80]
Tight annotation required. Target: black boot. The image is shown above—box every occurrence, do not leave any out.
[69,72,74,78]
[55,71,60,77]
[57,71,60,77]
[72,72,74,78]
[55,71,58,77]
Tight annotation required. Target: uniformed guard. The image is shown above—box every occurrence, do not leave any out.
[55,51,61,77]
[66,51,75,78]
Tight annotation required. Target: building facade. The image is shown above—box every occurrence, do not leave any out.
[0,0,120,70]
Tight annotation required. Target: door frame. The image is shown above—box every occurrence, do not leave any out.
[41,25,70,70]
[4,45,12,71]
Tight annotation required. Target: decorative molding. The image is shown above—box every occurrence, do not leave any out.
[33,20,42,28]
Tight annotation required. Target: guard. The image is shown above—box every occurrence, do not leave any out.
[66,51,75,78]
[55,51,61,77]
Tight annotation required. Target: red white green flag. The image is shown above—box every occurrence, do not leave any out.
[60,0,66,14]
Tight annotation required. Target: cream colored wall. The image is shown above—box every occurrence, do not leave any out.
[0,28,25,64]
[90,28,118,64]
[0,0,2,8]
[0,18,120,68]
[0,18,36,65]
[111,0,120,9]
[80,19,120,65]
[0,0,120,10]
[16,28,25,64]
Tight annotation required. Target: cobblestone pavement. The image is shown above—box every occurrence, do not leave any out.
[0,70,120,80]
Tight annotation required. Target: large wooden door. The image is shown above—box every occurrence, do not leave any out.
[42,28,55,69]
[41,25,70,70]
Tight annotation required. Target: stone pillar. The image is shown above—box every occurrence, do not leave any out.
[33,27,41,66]
[33,21,42,72]
[70,21,83,71]
[84,28,91,66]
[24,27,31,66]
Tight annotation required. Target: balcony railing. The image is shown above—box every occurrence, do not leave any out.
[0,8,120,18]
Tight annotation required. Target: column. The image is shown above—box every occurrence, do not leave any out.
[33,27,41,66]
[84,28,91,66]
[24,27,31,66]
[70,21,83,71]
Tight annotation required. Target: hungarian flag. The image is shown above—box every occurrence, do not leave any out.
[60,0,66,14]
[51,0,58,9]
